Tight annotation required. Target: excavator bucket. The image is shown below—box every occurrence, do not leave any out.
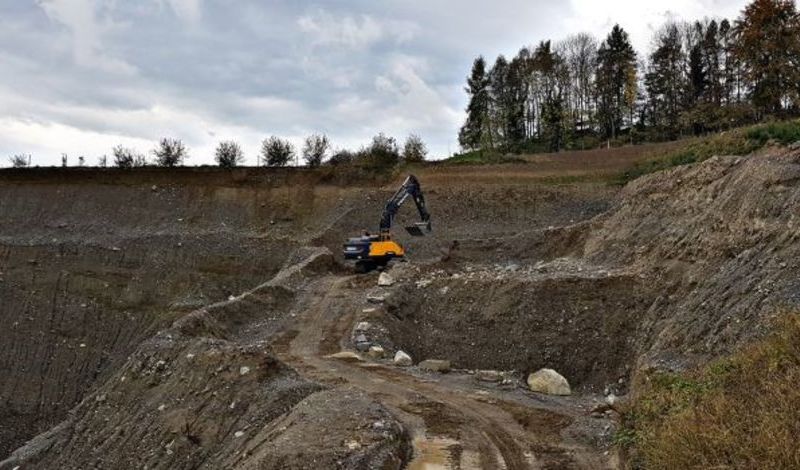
[405,222,431,236]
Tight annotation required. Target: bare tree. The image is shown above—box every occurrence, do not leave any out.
[302,134,330,167]
[557,33,599,132]
[215,141,244,168]
[61,153,68,167]
[8,154,30,168]
[77,156,85,167]
[402,134,428,162]
[98,155,108,167]
[260,136,295,167]
[152,138,187,167]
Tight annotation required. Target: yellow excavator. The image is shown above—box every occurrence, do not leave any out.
[343,175,431,271]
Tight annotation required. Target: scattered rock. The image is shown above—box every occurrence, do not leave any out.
[326,351,363,363]
[354,334,371,352]
[475,370,503,382]
[239,366,251,376]
[527,368,571,396]
[355,321,371,332]
[234,431,244,438]
[419,359,451,373]
[377,272,395,286]
[367,294,386,304]
[368,345,385,359]
[605,394,617,406]
[344,439,361,451]
[151,185,158,191]
[393,350,412,366]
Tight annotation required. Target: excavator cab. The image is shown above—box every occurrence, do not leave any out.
[343,175,431,271]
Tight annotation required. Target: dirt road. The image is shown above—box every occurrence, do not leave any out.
[272,275,614,470]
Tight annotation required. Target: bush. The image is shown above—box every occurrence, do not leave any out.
[8,154,30,168]
[113,145,146,168]
[402,134,427,163]
[215,141,244,168]
[152,138,187,167]
[360,133,400,168]
[260,136,295,167]
[302,134,330,167]
[327,149,356,166]
[620,313,800,469]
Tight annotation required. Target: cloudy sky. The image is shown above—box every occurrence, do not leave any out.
[0,0,749,166]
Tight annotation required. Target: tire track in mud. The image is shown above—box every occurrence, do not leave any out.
[272,275,609,470]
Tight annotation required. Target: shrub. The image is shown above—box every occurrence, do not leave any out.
[113,146,146,168]
[402,134,427,163]
[152,138,187,167]
[302,134,330,167]
[327,149,356,166]
[8,154,30,168]
[260,136,295,167]
[215,141,244,168]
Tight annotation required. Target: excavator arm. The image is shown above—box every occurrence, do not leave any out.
[378,175,431,235]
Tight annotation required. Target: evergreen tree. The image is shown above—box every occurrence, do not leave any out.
[595,25,638,139]
[458,56,491,151]
[645,23,686,137]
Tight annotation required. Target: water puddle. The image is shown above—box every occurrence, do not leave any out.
[407,436,481,470]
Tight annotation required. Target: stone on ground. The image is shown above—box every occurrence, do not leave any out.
[377,272,395,286]
[393,350,412,366]
[368,345,385,359]
[326,351,363,363]
[527,368,571,396]
[475,370,503,382]
[418,359,451,372]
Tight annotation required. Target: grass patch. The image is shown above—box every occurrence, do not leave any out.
[445,149,526,165]
[619,313,800,469]
[618,119,800,184]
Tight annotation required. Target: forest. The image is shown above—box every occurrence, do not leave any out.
[458,0,800,154]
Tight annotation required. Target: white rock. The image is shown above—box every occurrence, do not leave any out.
[367,295,386,304]
[378,272,395,286]
[527,368,571,396]
[368,345,385,359]
[239,366,251,376]
[355,321,371,332]
[605,394,617,406]
[234,431,244,438]
[393,350,413,366]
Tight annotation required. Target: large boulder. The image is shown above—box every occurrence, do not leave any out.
[393,350,413,367]
[527,368,571,396]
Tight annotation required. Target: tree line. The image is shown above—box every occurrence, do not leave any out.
[459,0,800,153]
[6,133,428,169]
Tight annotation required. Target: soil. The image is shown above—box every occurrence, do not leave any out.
[2,148,799,468]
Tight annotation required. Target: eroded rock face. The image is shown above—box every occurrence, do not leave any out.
[527,369,572,396]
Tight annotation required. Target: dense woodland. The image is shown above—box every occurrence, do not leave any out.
[458,0,800,153]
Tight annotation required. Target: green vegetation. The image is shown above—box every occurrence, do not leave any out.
[458,0,800,156]
[619,119,800,183]
[619,313,800,469]
[445,149,525,165]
